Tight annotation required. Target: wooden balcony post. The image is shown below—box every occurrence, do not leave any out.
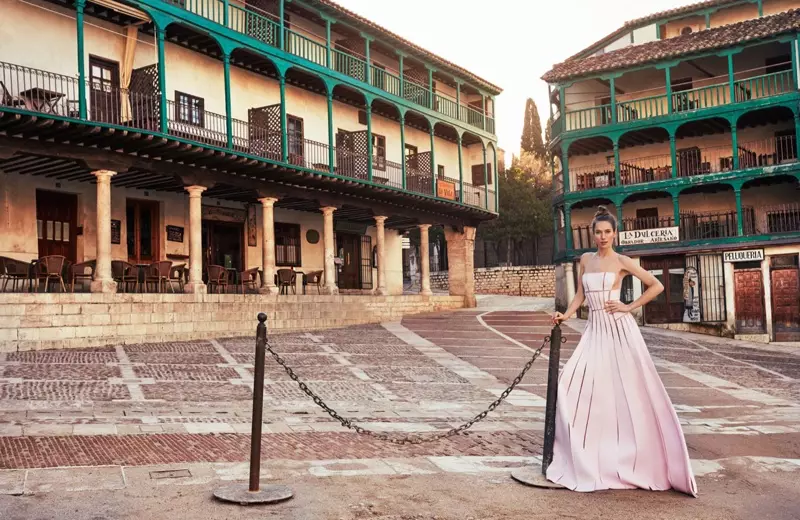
[456,82,461,121]
[156,25,168,133]
[482,143,488,209]
[794,114,800,160]
[734,185,744,236]
[731,125,739,170]
[400,114,406,189]
[493,144,499,212]
[670,132,677,178]
[564,204,573,251]
[223,0,229,27]
[76,0,87,119]
[398,53,405,99]
[457,135,463,203]
[665,67,673,114]
[327,91,335,174]
[561,144,570,193]
[672,192,680,225]
[558,85,566,124]
[279,0,285,51]
[325,19,332,68]
[480,93,486,130]
[609,77,617,124]
[427,67,434,109]
[613,141,620,186]
[728,53,735,104]
[279,74,288,162]
[366,104,373,182]
[223,52,233,149]
[792,36,798,88]
[362,34,372,85]
[430,126,437,197]
[758,0,763,17]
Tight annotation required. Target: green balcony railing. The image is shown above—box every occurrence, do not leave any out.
[166,0,226,25]
[617,93,668,123]
[734,69,795,102]
[370,66,401,97]
[672,82,730,112]
[404,80,431,108]
[435,94,459,120]
[285,29,327,67]
[333,48,367,83]
[565,104,612,131]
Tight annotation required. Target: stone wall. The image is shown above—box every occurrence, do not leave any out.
[0,294,465,352]
[431,266,555,298]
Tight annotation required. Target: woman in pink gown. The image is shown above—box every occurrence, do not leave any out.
[549,206,697,497]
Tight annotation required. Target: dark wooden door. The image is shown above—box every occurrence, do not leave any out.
[734,268,766,333]
[336,233,360,290]
[89,56,120,124]
[642,256,685,324]
[771,265,800,341]
[126,199,159,264]
[36,190,77,262]
[202,221,243,273]
[336,130,355,177]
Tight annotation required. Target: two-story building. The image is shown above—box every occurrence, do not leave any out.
[0,0,500,349]
[545,0,800,343]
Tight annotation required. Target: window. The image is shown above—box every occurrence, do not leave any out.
[275,222,301,267]
[634,208,659,230]
[287,115,304,163]
[175,91,204,126]
[471,163,492,186]
[437,165,445,179]
[404,144,418,157]
[126,199,159,264]
[372,133,386,170]
[680,26,693,35]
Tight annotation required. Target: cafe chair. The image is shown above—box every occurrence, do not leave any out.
[207,265,228,294]
[36,255,67,293]
[238,267,260,294]
[276,268,296,295]
[304,270,323,295]
[145,261,173,293]
[168,264,186,293]
[112,260,139,293]
[0,256,30,292]
[69,259,96,292]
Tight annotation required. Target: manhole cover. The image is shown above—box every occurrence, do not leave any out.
[149,469,192,480]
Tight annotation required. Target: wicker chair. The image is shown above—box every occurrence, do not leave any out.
[303,270,324,295]
[69,260,96,292]
[144,261,173,293]
[36,255,67,292]
[207,265,228,294]
[276,268,296,295]
[1,257,31,292]
[238,267,260,294]
[111,260,138,293]
[168,263,186,293]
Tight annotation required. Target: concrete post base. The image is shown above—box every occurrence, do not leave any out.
[258,285,280,295]
[324,286,339,295]
[90,279,117,294]
[184,282,207,294]
[444,226,477,309]
[420,289,433,297]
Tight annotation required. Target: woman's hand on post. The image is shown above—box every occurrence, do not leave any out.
[604,300,631,314]
[552,312,566,325]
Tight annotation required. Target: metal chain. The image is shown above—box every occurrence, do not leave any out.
[263,335,553,445]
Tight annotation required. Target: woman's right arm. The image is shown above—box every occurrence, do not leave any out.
[553,256,586,324]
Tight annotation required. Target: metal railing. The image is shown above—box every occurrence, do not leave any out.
[564,104,612,131]
[381,160,404,189]
[620,154,672,186]
[371,66,401,97]
[405,166,433,196]
[333,49,367,82]
[734,70,794,102]
[738,135,798,169]
[165,0,225,24]
[676,144,735,177]
[672,82,730,112]
[553,170,564,196]
[617,93,668,122]
[680,209,753,240]
[0,61,81,119]
[404,79,431,109]
[759,202,800,234]
[621,216,675,232]
[286,30,327,67]
[569,163,615,192]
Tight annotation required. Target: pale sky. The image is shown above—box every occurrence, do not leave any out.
[336,0,698,154]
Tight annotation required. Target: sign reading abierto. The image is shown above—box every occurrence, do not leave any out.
[723,249,764,263]
[619,226,679,246]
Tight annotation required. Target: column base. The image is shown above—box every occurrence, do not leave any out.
[258,285,280,295]
[184,282,207,294]
[420,289,433,296]
[90,279,117,294]
[324,285,339,296]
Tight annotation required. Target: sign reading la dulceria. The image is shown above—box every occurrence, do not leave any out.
[619,226,680,246]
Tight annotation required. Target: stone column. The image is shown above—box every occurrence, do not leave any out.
[418,224,433,296]
[90,170,117,293]
[374,216,388,295]
[564,261,576,304]
[321,206,338,295]
[259,197,279,294]
[444,226,476,307]
[184,185,207,294]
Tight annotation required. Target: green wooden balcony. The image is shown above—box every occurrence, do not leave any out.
[160,0,495,135]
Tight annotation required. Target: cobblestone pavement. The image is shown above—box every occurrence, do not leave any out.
[1,303,799,519]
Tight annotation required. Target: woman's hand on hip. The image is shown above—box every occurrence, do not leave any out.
[604,300,631,314]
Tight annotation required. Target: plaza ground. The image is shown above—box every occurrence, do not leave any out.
[0,296,798,519]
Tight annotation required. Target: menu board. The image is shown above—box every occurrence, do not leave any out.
[166,225,184,243]
[110,220,121,245]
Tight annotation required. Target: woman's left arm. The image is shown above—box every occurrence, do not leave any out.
[605,255,664,314]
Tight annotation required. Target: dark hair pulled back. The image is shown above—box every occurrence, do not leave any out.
[592,205,617,232]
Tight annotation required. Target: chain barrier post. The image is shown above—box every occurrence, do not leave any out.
[512,323,565,489]
[214,313,294,505]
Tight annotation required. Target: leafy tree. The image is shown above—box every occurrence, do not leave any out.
[520,98,546,160]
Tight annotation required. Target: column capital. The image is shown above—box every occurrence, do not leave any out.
[185,185,207,198]
[258,196,279,207]
[365,105,372,114]
[321,206,337,216]
[374,215,388,225]
[418,223,431,231]
[91,169,117,180]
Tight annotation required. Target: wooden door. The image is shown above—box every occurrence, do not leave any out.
[36,190,77,262]
[202,221,244,274]
[89,56,120,124]
[336,130,355,177]
[771,261,800,341]
[337,233,360,290]
[642,256,685,324]
[734,268,766,333]
[126,199,159,264]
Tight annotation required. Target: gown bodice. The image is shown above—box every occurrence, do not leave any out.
[582,272,622,311]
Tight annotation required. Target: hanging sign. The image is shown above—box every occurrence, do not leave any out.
[437,179,456,200]
[619,226,679,246]
[723,249,764,263]
[682,266,700,323]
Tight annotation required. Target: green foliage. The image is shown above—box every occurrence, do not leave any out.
[520,98,546,160]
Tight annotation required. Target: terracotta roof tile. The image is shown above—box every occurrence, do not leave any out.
[310,0,502,95]
[624,0,744,28]
[543,9,800,82]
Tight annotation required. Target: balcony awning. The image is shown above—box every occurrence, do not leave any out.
[92,0,150,22]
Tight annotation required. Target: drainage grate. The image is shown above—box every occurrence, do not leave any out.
[149,469,192,480]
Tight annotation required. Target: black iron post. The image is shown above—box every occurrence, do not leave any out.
[213,313,293,505]
[541,323,561,475]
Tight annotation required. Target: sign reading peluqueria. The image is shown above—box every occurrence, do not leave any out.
[723,249,764,262]
[619,226,680,246]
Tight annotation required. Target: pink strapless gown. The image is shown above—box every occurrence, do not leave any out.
[546,272,697,496]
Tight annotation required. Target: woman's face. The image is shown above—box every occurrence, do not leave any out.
[593,220,616,250]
